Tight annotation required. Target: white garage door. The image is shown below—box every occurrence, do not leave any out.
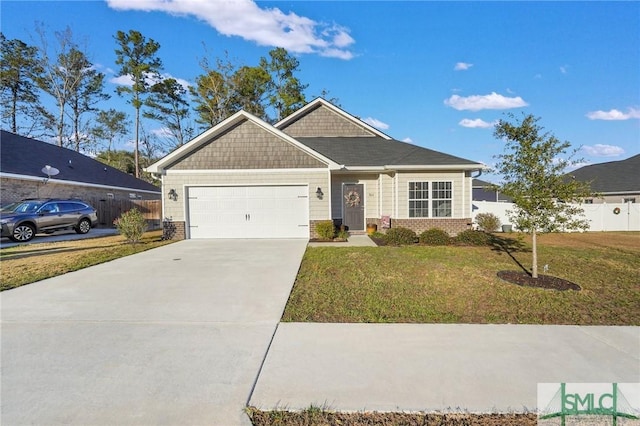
[187,185,309,239]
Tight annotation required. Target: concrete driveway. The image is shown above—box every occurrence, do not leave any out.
[1,239,307,426]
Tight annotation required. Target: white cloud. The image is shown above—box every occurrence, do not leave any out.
[585,108,640,121]
[151,127,173,138]
[109,72,191,90]
[560,65,569,74]
[402,137,413,143]
[444,92,529,111]
[581,144,625,157]
[454,62,473,71]
[458,118,496,129]
[106,0,355,59]
[363,117,389,130]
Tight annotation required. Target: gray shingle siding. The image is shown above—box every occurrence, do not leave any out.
[167,119,326,170]
[279,104,376,137]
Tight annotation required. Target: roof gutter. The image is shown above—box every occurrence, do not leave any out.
[386,164,487,171]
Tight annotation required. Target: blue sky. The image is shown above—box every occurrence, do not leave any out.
[2,1,639,179]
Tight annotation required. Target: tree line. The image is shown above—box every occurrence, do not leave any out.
[1,27,328,180]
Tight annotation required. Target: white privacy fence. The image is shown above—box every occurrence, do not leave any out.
[472,201,640,232]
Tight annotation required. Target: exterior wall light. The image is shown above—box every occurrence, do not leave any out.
[316,187,324,199]
[168,188,178,201]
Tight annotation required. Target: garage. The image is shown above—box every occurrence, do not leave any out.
[187,185,309,239]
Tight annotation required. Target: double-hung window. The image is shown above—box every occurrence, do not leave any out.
[408,181,452,217]
[408,182,429,217]
[432,181,452,217]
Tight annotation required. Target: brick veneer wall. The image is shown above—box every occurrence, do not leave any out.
[163,220,186,240]
[0,177,159,203]
[379,218,472,236]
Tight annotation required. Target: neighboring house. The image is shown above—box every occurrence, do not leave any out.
[0,130,161,204]
[472,179,512,202]
[147,98,485,240]
[568,154,640,204]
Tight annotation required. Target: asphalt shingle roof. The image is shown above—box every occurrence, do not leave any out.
[0,131,160,193]
[297,136,481,167]
[568,154,640,193]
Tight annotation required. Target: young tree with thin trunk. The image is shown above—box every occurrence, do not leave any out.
[492,113,593,278]
[114,30,162,178]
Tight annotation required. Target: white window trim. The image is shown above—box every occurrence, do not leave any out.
[407,180,454,218]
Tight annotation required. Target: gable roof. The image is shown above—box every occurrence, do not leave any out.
[0,130,160,193]
[146,110,340,173]
[568,154,640,193]
[275,98,393,139]
[298,136,483,170]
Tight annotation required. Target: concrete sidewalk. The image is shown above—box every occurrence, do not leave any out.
[249,323,640,413]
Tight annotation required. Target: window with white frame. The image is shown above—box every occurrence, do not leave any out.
[408,182,429,217]
[432,181,452,217]
[408,181,452,218]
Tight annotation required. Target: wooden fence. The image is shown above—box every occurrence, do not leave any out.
[88,198,162,230]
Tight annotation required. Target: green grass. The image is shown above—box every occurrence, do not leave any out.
[0,230,174,291]
[282,232,640,325]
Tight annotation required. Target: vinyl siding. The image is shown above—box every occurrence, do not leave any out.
[162,170,329,222]
[396,171,470,219]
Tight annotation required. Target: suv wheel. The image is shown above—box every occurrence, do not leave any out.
[10,223,35,242]
[75,218,91,234]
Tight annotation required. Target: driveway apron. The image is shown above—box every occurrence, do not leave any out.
[1,239,307,426]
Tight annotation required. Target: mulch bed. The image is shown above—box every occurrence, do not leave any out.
[497,270,581,291]
[249,410,538,426]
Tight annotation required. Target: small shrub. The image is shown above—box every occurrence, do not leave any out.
[455,229,492,246]
[419,228,451,245]
[336,229,349,240]
[114,208,147,244]
[315,220,335,240]
[475,212,501,232]
[384,227,417,245]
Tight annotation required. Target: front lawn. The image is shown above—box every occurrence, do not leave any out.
[0,230,174,291]
[282,232,640,325]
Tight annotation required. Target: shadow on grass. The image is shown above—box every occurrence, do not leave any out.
[489,234,531,275]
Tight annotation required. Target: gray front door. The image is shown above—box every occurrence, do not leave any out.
[343,184,364,231]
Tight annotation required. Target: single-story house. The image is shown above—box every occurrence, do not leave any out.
[1,130,161,226]
[146,98,485,240]
[567,154,640,204]
[472,178,512,202]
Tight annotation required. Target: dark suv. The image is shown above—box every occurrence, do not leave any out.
[0,199,98,242]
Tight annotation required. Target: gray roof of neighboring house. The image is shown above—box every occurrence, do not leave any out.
[297,137,482,167]
[568,154,640,193]
[473,178,493,187]
[0,131,160,193]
